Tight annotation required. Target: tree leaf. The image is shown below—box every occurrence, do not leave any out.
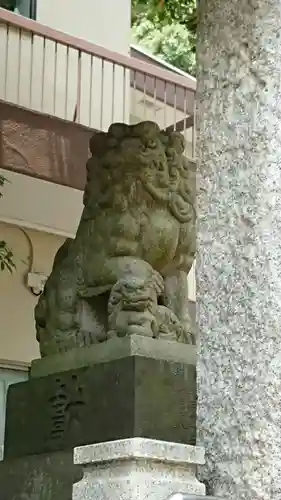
[132,0,196,74]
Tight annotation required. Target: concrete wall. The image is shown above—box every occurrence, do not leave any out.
[0,222,65,363]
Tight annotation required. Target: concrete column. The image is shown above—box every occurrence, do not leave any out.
[196,1,281,499]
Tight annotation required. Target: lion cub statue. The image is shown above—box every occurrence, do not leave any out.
[35,121,196,357]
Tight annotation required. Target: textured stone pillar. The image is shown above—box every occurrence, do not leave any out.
[196,1,281,499]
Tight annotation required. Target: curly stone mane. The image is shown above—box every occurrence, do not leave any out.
[83,121,195,223]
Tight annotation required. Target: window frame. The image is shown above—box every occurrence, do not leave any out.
[28,0,36,20]
[0,0,37,20]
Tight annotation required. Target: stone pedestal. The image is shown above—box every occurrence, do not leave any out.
[1,336,203,499]
[73,438,206,500]
[0,449,83,499]
[0,439,208,500]
[30,334,196,379]
[4,339,196,459]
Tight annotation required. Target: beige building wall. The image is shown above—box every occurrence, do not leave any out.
[188,261,196,303]
[0,222,65,364]
[0,0,131,130]
[0,169,83,238]
[36,0,131,53]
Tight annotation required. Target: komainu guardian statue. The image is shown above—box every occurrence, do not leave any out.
[35,121,196,357]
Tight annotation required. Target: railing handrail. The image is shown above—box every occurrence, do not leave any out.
[0,7,196,92]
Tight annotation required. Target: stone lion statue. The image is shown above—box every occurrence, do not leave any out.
[35,121,196,357]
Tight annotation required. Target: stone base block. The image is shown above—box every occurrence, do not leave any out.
[5,356,196,458]
[73,438,206,500]
[0,450,82,500]
[30,335,196,378]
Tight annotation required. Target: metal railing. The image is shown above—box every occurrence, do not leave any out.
[0,7,196,155]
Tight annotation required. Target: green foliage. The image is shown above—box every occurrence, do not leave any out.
[132,20,195,75]
[0,0,18,10]
[132,0,196,32]
[132,0,196,75]
[0,240,15,272]
[0,175,16,273]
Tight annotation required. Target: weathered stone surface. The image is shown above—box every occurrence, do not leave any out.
[0,450,82,500]
[166,496,221,500]
[4,356,196,458]
[197,0,281,499]
[35,121,196,357]
[73,438,205,500]
[30,335,196,378]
